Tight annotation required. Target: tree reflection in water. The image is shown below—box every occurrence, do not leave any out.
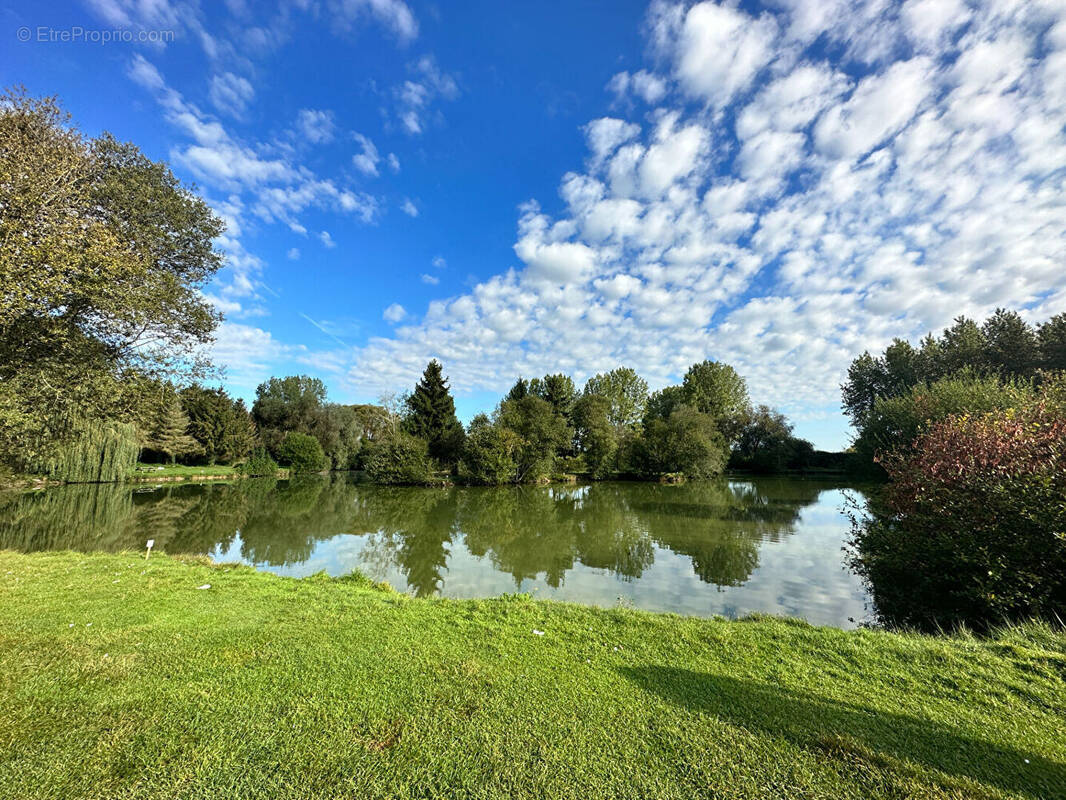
[0,474,849,599]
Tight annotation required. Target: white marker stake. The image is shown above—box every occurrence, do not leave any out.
[145,539,155,560]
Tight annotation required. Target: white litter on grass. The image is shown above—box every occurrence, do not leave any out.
[196,584,211,590]
[532,629,545,636]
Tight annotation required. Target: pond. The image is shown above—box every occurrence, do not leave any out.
[0,474,874,628]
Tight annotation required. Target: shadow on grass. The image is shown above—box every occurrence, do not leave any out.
[620,667,1064,799]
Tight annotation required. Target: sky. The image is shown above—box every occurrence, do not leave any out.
[2,0,1065,450]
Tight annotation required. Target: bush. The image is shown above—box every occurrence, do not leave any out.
[275,432,327,474]
[361,432,437,485]
[850,392,1066,631]
[239,447,278,477]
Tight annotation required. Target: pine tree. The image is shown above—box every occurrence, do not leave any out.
[151,397,199,464]
[403,360,465,465]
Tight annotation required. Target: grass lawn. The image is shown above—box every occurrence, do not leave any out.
[129,463,241,479]
[1,551,1063,799]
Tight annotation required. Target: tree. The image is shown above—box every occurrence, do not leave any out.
[180,386,255,464]
[1038,313,1066,371]
[495,395,570,482]
[459,424,521,485]
[841,352,887,426]
[252,375,327,450]
[534,374,578,422]
[982,308,1040,376]
[643,385,686,427]
[732,406,811,473]
[938,316,986,375]
[680,360,750,442]
[583,367,648,429]
[638,406,727,479]
[0,90,224,471]
[150,397,199,464]
[404,360,465,465]
[506,377,530,402]
[276,432,327,474]
[571,393,617,478]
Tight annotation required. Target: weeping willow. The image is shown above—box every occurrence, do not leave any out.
[28,419,139,483]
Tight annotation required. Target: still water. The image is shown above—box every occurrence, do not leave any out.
[0,474,873,627]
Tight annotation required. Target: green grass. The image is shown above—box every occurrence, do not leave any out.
[1,551,1063,799]
[130,463,241,479]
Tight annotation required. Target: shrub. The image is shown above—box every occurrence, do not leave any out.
[239,447,278,477]
[276,432,327,474]
[361,432,436,485]
[850,394,1066,631]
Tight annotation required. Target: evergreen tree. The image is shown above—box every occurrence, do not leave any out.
[506,377,529,402]
[1038,313,1066,371]
[982,308,1040,376]
[404,360,465,465]
[150,397,199,463]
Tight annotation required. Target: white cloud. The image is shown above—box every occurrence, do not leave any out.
[584,118,641,166]
[295,109,336,144]
[607,70,669,104]
[352,133,380,176]
[814,57,934,159]
[394,55,459,135]
[383,303,407,322]
[344,0,1066,446]
[208,72,254,116]
[401,198,419,217]
[319,231,336,248]
[432,255,447,269]
[287,247,300,260]
[386,152,401,172]
[327,0,418,42]
[421,273,440,285]
[671,1,778,106]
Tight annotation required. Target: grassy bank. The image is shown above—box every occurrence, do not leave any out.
[1,552,1063,799]
[128,463,291,482]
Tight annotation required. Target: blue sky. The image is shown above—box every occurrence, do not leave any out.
[3,0,1065,449]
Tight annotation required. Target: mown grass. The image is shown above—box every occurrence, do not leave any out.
[130,463,241,479]
[1,550,1063,800]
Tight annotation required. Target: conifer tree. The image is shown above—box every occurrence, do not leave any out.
[403,360,465,465]
[151,397,199,464]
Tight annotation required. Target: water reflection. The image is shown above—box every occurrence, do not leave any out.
[0,474,871,626]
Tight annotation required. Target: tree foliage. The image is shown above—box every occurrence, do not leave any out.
[0,90,225,474]
[583,367,648,429]
[403,360,465,465]
[180,386,255,465]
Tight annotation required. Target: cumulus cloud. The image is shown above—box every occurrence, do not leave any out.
[383,303,407,322]
[345,0,1066,444]
[401,198,419,217]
